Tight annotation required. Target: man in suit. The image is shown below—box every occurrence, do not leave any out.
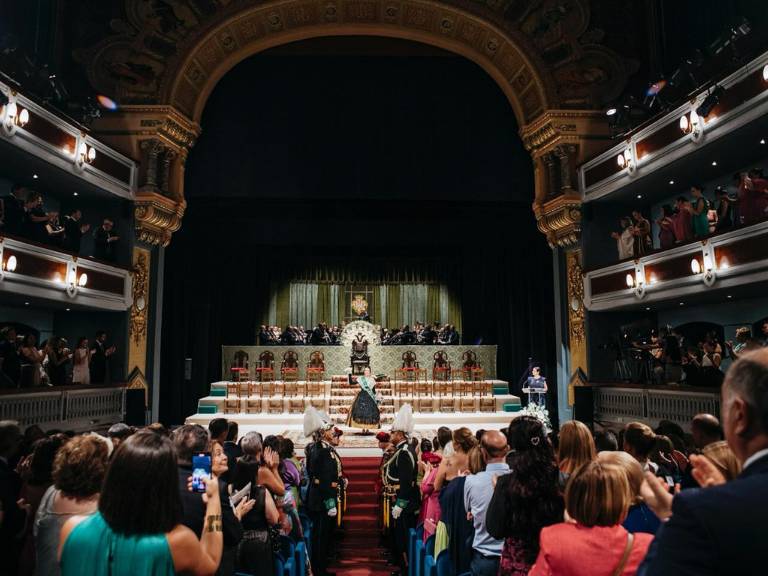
[93,218,119,261]
[304,408,342,576]
[90,330,115,384]
[62,208,90,254]
[640,348,768,576]
[1,184,27,236]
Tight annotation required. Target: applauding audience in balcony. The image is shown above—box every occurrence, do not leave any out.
[93,219,119,262]
[689,185,711,238]
[656,205,676,250]
[714,187,734,231]
[72,337,91,385]
[90,331,116,385]
[610,217,635,260]
[631,210,652,256]
[25,192,57,245]
[46,337,73,387]
[737,169,768,226]
[62,210,90,255]
[1,184,28,236]
[0,327,22,388]
[673,196,693,243]
[19,334,45,388]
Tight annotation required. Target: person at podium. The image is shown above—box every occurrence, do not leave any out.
[524,366,548,406]
[347,367,381,434]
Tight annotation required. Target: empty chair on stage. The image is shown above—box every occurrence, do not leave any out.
[230,350,249,381]
[307,351,326,382]
[461,350,484,381]
[255,351,275,382]
[281,350,300,382]
[432,351,451,381]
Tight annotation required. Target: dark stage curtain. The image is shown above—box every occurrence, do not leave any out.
[159,199,556,425]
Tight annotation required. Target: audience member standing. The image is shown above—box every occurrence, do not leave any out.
[610,217,635,260]
[46,337,72,386]
[631,211,652,256]
[0,421,26,575]
[714,188,733,231]
[640,349,768,575]
[689,185,710,238]
[93,219,119,262]
[464,430,510,576]
[673,197,693,243]
[530,461,653,576]
[90,331,115,385]
[623,422,658,474]
[19,334,44,387]
[34,434,110,576]
[656,206,676,250]
[597,451,660,535]
[0,326,21,388]
[24,192,54,244]
[3,184,28,236]
[557,420,596,489]
[62,210,90,254]
[487,417,564,576]
[59,430,223,576]
[72,337,91,385]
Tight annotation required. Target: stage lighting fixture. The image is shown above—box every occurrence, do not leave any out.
[696,85,724,118]
[96,94,119,111]
[605,107,617,116]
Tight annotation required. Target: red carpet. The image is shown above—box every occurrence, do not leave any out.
[331,457,392,576]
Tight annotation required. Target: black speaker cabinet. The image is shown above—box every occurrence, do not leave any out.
[573,386,595,427]
[124,388,146,426]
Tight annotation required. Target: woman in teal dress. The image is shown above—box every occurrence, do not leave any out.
[690,185,711,237]
[59,431,223,576]
[347,367,381,434]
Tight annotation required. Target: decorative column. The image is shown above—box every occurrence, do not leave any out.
[127,247,151,405]
[521,110,611,421]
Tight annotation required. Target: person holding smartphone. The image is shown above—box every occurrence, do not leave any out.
[58,430,223,575]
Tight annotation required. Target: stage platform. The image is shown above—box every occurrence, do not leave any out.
[187,376,521,456]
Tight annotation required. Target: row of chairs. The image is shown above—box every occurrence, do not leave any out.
[226,381,325,398]
[224,397,327,414]
[413,397,498,413]
[393,379,493,397]
[410,528,468,576]
[235,521,311,576]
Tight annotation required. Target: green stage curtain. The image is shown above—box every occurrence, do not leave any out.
[317,283,332,326]
[427,284,440,325]
[386,284,400,329]
[370,285,380,325]
[275,282,291,328]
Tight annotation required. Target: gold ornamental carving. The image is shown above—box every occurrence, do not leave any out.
[128,247,151,381]
[566,251,585,345]
[533,192,582,249]
[134,192,185,247]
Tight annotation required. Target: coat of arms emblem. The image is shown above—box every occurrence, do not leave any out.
[351,294,368,315]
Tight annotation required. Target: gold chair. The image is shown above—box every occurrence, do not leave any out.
[434,379,453,397]
[268,399,284,414]
[460,398,476,412]
[246,398,262,414]
[457,380,473,396]
[310,398,325,411]
[479,398,496,413]
[472,380,491,397]
[247,381,262,397]
[226,382,239,398]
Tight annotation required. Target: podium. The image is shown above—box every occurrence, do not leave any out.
[522,387,546,407]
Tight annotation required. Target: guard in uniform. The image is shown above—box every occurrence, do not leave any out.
[383,404,420,576]
[304,407,342,576]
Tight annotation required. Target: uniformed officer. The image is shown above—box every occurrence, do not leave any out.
[304,407,342,576]
[383,404,420,576]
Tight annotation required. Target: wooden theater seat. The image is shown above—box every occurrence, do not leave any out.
[439,398,455,413]
[224,398,241,414]
[460,398,476,413]
[479,398,496,413]
[289,399,305,414]
[472,380,491,396]
[418,398,435,412]
[307,351,326,382]
[226,382,239,398]
[306,381,323,397]
[245,399,262,414]
[414,379,433,397]
[268,399,284,414]
[255,351,275,382]
[284,381,300,397]
[310,398,325,411]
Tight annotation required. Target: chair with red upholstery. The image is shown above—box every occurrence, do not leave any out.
[255,351,275,382]
[281,350,299,382]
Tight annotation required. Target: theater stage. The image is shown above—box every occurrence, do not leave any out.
[187,376,521,456]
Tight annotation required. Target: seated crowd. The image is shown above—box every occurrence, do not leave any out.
[610,169,768,260]
[0,184,121,262]
[0,349,764,576]
[258,321,460,346]
[0,326,117,388]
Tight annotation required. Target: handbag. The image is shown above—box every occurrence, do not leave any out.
[612,532,635,576]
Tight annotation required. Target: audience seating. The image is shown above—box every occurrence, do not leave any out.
[284,381,300,397]
[439,398,455,413]
[459,398,475,413]
[418,398,435,412]
[289,399,305,414]
[245,398,262,414]
[268,399,284,414]
[479,397,496,412]
[224,397,241,414]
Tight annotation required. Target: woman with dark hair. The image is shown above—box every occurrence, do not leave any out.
[19,334,44,387]
[656,205,676,249]
[34,434,109,576]
[231,432,280,576]
[46,337,72,387]
[58,431,223,576]
[486,416,564,576]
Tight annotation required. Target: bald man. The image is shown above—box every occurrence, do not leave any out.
[690,413,723,450]
[464,430,510,576]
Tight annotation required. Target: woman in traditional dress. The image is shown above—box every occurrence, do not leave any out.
[347,367,380,434]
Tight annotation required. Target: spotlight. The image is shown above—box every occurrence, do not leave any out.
[712,161,718,166]
[679,114,689,133]
[96,94,118,111]
[32,174,38,179]
[761,139,765,145]
[696,85,725,118]
[669,180,675,185]
[636,194,643,199]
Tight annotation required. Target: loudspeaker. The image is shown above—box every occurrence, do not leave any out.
[125,388,146,426]
[573,386,595,427]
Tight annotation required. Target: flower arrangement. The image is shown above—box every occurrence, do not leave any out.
[518,401,552,433]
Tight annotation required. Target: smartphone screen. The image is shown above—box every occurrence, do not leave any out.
[191,453,212,493]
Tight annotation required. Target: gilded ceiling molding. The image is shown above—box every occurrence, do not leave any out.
[134,191,185,247]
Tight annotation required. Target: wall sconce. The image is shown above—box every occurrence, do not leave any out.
[76,141,97,167]
[690,258,702,274]
[625,273,635,288]
[2,255,16,272]
[78,273,88,287]
[719,256,730,270]
[616,149,633,170]
[648,273,658,285]
[763,63,768,81]
[2,99,29,133]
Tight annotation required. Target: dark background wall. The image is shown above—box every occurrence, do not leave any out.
[159,38,555,424]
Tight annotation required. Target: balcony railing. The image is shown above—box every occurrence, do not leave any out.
[579,50,768,201]
[0,235,133,310]
[0,385,126,431]
[584,219,768,311]
[592,383,720,431]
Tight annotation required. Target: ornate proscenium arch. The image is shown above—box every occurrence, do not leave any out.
[87,0,630,248]
[162,0,552,129]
